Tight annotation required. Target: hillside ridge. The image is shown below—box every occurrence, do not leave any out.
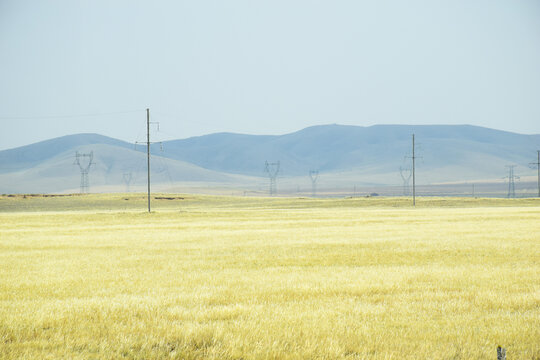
[1,124,539,194]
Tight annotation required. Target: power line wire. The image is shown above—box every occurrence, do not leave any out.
[0,109,145,120]
[152,111,220,128]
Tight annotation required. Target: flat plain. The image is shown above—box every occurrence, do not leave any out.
[0,194,539,359]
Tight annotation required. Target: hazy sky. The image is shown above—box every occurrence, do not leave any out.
[1,0,539,150]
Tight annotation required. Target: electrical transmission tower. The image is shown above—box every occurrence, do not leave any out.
[122,172,132,193]
[505,165,519,198]
[265,161,280,196]
[74,151,94,193]
[309,170,319,197]
[399,166,412,196]
[530,150,540,197]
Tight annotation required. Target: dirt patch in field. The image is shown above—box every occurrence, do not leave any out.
[1,194,80,199]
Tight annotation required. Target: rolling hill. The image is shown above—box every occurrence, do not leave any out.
[0,137,259,194]
[158,124,540,188]
[0,125,539,194]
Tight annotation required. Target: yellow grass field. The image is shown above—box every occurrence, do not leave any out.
[0,194,539,359]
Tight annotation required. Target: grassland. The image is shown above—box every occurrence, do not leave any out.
[0,194,539,359]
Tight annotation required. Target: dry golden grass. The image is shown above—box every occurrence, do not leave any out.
[0,194,539,359]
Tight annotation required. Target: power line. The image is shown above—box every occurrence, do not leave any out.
[0,109,145,120]
[151,111,218,128]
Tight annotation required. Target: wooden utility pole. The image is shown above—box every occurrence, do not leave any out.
[537,151,540,198]
[412,134,416,206]
[146,108,151,212]
[134,108,159,212]
[531,150,540,198]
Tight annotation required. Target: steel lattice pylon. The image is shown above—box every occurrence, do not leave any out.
[74,151,94,193]
[265,161,280,196]
[309,170,319,197]
[399,166,412,196]
[505,165,519,198]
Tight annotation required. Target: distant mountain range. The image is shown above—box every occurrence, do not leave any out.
[1,124,539,194]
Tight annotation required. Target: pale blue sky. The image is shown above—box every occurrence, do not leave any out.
[1,0,539,150]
